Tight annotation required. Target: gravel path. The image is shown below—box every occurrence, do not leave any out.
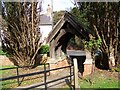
[17,67,74,89]
[46,68,74,88]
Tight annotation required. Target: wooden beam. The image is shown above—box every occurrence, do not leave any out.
[54,29,66,45]
[50,40,55,58]
[47,16,66,43]
[73,58,80,90]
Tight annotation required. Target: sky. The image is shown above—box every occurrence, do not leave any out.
[41,0,75,12]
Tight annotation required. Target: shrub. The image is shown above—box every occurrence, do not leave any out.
[0,50,7,55]
[39,45,49,54]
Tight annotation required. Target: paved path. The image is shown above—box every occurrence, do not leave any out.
[17,67,74,89]
[45,68,74,89]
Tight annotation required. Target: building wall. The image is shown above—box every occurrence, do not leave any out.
[0,55,14,66]
[39,25,52,44]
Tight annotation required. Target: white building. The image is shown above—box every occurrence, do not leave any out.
[39,4,52,44]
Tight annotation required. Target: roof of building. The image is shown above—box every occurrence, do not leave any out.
[47,11,92,43]
[40,14,52,25]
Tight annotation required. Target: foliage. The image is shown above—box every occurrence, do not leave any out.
[70,7,89,27]
[0,2,42,67]
[68,36,84,50]
[72,2,119,69]
[0,49,7,55]
[83,37,102,52]
[38,45,49,54]
[69,37,75,44]
[53,11,65,25]
[71,7,102,53]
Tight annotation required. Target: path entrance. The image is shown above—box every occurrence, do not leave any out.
[47,11,91,59]
[46,11,93,89]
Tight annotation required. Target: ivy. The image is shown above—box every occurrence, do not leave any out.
[83,37,102,52]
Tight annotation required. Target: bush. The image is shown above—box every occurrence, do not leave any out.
[0,50,7,55]
[38,45,49,54]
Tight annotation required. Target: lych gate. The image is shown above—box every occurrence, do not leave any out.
[47,11,91,59]
[0,12,93,89]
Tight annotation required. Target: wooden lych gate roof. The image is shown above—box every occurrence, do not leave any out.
[47,11,91,58]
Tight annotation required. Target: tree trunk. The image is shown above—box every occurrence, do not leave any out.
[109,46,116,69]
[1,2,42,67]
[101,52,109,70]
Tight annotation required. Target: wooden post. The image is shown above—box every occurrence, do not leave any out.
[50,40,55,59]
[44,64,47,90]
[16,68,20,86]
[48,63,50,76]
[73,58,80,90]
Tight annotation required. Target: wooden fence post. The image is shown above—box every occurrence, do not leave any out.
[48,63,50,76]
[73,58,80,90]
[16,68,20,86]
[44,64,47,90]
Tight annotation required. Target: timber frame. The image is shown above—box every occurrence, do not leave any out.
[47,11,91,59]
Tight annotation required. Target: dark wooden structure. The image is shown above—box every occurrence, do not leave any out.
[47,11,91,58]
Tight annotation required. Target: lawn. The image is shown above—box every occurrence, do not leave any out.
[78,69,119,89]
[57,68,119,90]
[0,65,119,89]
[0,65,49,89]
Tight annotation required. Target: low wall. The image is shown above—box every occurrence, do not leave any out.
[47,58,69,74]
[83,64,93,76]
[83,59,93,76]
[48,57,93,76]
[0,55,14,66]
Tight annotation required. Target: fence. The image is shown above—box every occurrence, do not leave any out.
[0,63,74,89]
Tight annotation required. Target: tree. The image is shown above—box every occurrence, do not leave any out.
[53,11,65,25]
[0,2,42,67]
[73,2,120,69]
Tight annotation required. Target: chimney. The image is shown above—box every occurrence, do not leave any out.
[47,4,52,17]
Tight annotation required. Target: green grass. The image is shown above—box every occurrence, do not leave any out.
[0,66,16,75]
[78,70,119,89]
[111,67,120,72]
[0,65,18,89]
[79,77,118,88]
[1,75,43,88]
[0,65,16,69]
[0,65,119,89]
[0,65,48,88]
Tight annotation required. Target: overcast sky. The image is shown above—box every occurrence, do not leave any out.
[41,0,75,12]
